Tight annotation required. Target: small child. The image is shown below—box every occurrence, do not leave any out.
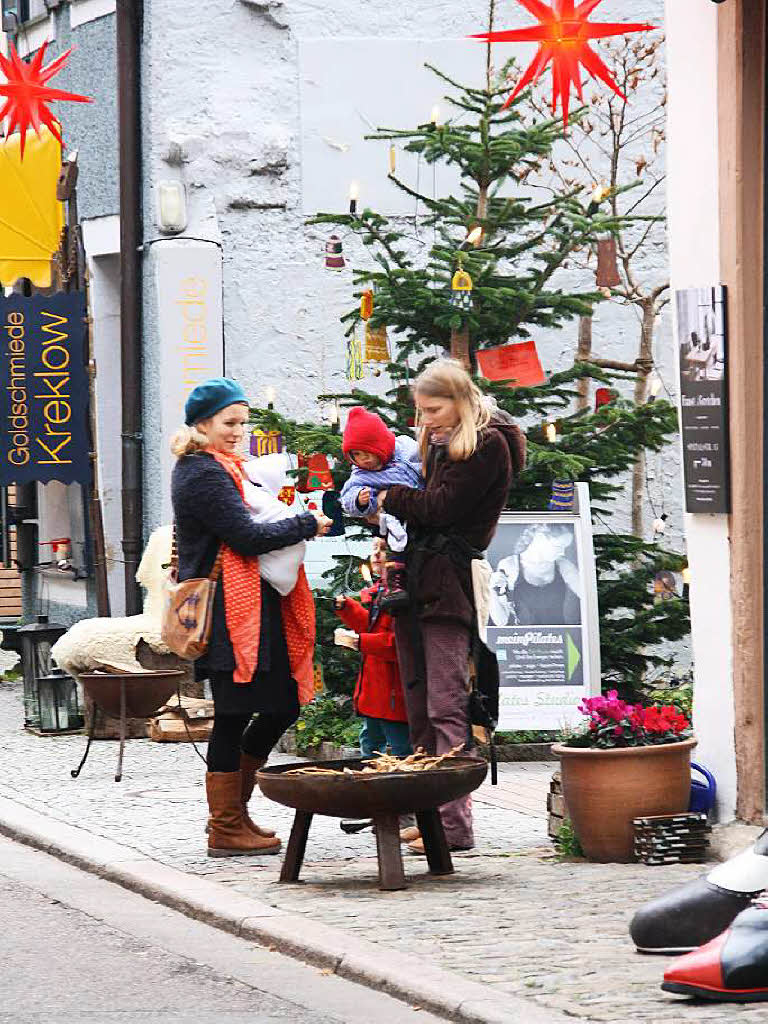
[242,452,307,596]
[334,537,411,759]
[339,407,423,613]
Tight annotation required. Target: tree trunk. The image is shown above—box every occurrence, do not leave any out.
[576,315,592,412]
[450,326,471,369]
[631,299,656,536]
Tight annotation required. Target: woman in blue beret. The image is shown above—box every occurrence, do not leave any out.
[171,377,332,858]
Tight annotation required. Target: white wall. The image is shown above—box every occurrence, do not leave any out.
[664,0,736,820]
[82,218,124,615]
[141,0,677,521]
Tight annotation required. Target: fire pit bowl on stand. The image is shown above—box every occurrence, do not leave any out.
[257,756,488,891]
[72,669,185,782]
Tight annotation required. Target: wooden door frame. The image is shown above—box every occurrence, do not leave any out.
[718,0,766,822]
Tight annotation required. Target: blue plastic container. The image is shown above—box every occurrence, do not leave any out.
[689,761,717,814]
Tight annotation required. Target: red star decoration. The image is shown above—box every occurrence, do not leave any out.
[472,0,653,126]
[0,41,92,158]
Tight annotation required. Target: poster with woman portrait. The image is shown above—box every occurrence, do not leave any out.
[485,483,600,730]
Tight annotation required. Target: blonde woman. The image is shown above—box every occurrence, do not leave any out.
[377,360,526,853]
[171,377,332,858]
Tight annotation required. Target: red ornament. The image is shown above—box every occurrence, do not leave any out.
[0,42,92,158]
[472,0,652,126]
[297,452,334,493]
[594,386,613,411]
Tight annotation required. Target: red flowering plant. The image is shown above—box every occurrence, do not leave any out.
[563,690,692,749]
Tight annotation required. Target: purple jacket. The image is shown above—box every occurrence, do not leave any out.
[340,435,423,517]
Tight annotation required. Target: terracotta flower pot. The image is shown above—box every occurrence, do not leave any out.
[551,737,697,862]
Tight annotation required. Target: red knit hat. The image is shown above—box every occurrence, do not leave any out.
[342,407,396,464]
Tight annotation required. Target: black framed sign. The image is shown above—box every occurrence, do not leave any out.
[675,285,730,513]
[0,291,90,486]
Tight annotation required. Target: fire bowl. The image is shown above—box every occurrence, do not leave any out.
[78,669,185,719]
[257,756,488,819]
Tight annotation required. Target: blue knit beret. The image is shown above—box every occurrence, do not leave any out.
[184,377,248,426]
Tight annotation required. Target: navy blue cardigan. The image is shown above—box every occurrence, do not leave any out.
[171,452,317,674]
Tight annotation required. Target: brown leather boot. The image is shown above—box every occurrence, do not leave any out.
[206,772,281,857]
[240,753,276,838]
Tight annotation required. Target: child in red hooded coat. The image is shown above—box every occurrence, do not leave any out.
[334,538,411,757]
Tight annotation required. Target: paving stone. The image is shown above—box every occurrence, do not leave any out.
[0,678,759,1022]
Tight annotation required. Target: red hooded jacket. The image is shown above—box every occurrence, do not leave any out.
[335,583,408,723]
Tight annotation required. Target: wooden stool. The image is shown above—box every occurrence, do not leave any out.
[279,807,454,891]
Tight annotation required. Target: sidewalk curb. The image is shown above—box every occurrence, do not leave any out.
[0,793,569,1024]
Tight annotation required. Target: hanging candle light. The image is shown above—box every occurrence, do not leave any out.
[325,234,345,271]
[450,265,473,310]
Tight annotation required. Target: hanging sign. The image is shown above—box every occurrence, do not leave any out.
[674,285,730,513]
[476,340,545,388]
[0,291,90,486]
[485,484,600,731]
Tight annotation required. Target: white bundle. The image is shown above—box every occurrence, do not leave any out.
[242,453,307,596]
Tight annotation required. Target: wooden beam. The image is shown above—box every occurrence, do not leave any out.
[718,0,767,822]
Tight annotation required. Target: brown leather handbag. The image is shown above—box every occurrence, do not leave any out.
[161,527,222,661]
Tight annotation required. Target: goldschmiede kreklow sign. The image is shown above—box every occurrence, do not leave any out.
[1,291,90,485]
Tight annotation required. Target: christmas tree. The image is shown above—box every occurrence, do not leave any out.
[253,63,688,701]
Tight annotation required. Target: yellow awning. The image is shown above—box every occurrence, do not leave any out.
[0,126,64,289]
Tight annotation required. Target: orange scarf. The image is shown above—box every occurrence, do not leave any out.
[209,450,316,705]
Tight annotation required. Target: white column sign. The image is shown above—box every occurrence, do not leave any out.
[155,242,223,523]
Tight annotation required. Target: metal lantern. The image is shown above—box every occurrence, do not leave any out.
[19,615,83,734]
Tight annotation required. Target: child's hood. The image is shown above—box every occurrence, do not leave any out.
[243,452,289,496]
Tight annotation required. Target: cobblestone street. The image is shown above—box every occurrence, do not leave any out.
[1,679,765,1023]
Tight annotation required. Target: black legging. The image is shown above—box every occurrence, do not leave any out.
[207,698,300,773]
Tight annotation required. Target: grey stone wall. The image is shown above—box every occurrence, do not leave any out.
[44,7,119,220]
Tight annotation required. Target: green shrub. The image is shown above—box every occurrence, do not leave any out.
[295,695,361,754]
[554,819,584,858]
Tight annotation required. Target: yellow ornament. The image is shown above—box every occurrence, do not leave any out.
[450,267,473,310]
[364,322,390,363]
